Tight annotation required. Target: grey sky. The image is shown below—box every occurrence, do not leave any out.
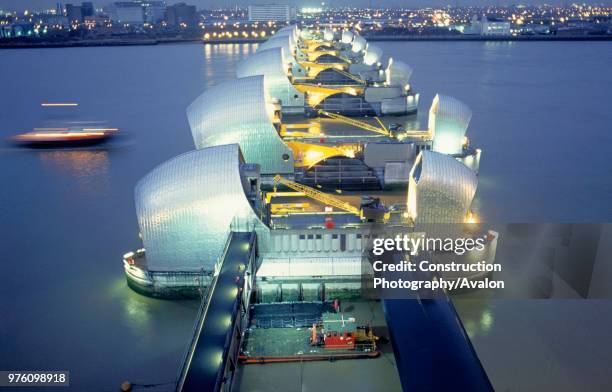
[1,0,610,12]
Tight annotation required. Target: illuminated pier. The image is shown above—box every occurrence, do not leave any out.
[187,25,481,189]
[125,22,494,302]
[122,23,496,392]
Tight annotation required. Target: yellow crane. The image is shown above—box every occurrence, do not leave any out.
[272,175,391,222]
[318,110,430,140]
[332,68,366,85]
[317,110,391,137]
[272,175,360,215]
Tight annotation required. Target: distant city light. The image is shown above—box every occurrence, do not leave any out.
[301,7,323,14]
[0,3,610,44]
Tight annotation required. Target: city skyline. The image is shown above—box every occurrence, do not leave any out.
[2,0,611,12]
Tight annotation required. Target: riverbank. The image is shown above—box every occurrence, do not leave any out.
[2,34,612,48]
[0,36,203,49]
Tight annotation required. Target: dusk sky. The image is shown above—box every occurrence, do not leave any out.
[1,0,611,12]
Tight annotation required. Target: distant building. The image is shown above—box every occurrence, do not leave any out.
[108,1,166,24]
[108,2,143,24]
[464,15,511,36]
[1,23,35,38]
[81,2,95,17]
[482,16,511,36]
[1,26,12,38]
[65,4,83,23]
[143,1,166,24]
[248,4,294,22]
[42,12,69,28]
[165,2,197,27]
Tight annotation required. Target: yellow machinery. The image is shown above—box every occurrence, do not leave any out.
[270,202,310,214]
[285,140,360,168]
[299,61,347,78]
[317,110,392,137]
[296,64,365,84]
[301,40,334,52]
[265,191,305,204]
[318,110,430,140]
[294,84,364,107]
[273,175,360,215]
[279,123,321,138]
[332,68,366,85]
[306,50,340,62]
[272,175,391,222]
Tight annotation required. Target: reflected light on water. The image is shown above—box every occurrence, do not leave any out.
[108,277,151,332]
[480,309,494,332]
[38,149,110,196]
[123,292,152,329]
[202,43,259,89]
[463,319,477,339]
[204,43,212,61]
[211,350,224,368]
[455,298,495,339]
[463,312,494,340]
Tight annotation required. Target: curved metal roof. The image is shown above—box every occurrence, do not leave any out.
[341,30,355,44]
[186,75,295,174]
[429,94,473,155]
[134,144,267,272]
[236,47,304,108]
[363,43,383,65]
[323,27,334,41]
[258,34,294,54]
[275,25,297,38]
[351,35,367,53]
[386,58,413,87]
[407,150,478,224]
[257,34,305,74]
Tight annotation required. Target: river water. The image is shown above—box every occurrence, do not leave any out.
[1,41,611,391]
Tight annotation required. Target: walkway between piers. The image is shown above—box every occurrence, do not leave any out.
[177,231,257,392]
[381,250,494,392]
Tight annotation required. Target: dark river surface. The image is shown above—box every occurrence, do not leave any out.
[1,41,611,391]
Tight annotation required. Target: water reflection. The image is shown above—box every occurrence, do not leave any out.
[38,149,111,196]
[110,277,152,328]
[480,309,493,332]
[463,306,494,339]
[203,43,258,62]
[202,43,259,89]
[453,296,496,339]
[204,43,212,61]
[461,314,494,340]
